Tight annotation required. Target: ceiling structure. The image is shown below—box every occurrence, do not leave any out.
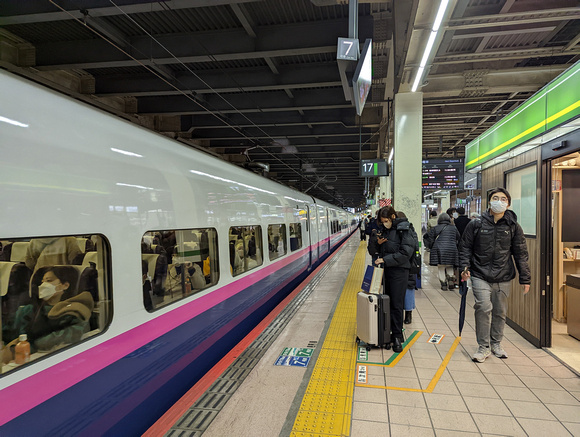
[0,0,579,207]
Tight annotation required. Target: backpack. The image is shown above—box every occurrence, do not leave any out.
[399,225,421,275]
[409,249,422,275]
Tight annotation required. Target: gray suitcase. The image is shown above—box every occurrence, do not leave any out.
[356,291,391,350]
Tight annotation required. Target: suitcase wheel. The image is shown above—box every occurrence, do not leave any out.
[365,346,371,351]
[356,337,360,344]
[385,344,391,350]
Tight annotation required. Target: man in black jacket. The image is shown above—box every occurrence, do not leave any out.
[454,207,470,237]
[459,188,531,363]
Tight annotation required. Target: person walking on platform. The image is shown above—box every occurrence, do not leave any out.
[373,207,415,353]
[359,215,368,241]
[427,210,438,232]
[424,213,460,290]
[459,188,531,363]
[454,207,470,237]
[366,212,382,264]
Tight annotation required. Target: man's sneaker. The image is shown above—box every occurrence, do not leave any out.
[491,343,508,359]
[472,346,491,363]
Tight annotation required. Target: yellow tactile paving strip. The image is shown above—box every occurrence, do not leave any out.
[290,241,366,437]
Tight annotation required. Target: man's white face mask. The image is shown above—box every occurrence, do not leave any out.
[490,200,508,214]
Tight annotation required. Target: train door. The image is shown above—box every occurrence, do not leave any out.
[317,205,328,258]
[326,208,331,252]
[305,204,312,268]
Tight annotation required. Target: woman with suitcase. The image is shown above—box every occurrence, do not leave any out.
[373,207,416,353]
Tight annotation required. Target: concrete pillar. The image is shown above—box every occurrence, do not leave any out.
[393,92,423,234]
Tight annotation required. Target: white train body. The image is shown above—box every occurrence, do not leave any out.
[0,70,354,435]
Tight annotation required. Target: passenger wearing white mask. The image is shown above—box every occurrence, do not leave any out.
[459,188,531,364]
[2,266,93,363]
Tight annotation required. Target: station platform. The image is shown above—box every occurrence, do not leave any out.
[146,234,580,437]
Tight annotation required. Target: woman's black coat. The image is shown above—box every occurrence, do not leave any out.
[424,218,460,267]
[371,218,415,269]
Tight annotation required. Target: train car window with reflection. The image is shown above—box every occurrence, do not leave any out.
[289,223,303,251]
[229,226,263,276]
[0,234,111,375]
[142,229,219,311]
[268,224,287,261]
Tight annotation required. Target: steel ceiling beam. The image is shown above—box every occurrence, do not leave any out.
[0,0,264,25]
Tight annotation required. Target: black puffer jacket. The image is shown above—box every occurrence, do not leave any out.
[377,218,415,269]
[424,217,460,267]
[459,210,530,284]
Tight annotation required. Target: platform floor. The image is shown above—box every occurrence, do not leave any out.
[155,234,580,437]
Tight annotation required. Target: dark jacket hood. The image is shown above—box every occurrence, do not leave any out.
[482,209,518,225]
[394,217,410,231]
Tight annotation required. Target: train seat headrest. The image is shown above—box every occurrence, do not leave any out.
[0,261,18,296]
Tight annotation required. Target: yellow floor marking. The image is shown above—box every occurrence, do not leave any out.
[290,240,366,437]
[354,336,462,392]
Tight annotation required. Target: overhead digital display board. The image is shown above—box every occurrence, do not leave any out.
[360,159,388,177]
[422,158,464,190]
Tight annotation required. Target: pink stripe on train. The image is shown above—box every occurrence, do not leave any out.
[0,246,311,425]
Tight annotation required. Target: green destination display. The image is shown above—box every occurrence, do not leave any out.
[465,61,580,171]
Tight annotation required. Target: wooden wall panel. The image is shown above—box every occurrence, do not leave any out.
[481,147,542,340]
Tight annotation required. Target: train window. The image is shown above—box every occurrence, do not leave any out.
[268,225,287,261]
[229,226,263,276]
[141,229,219,311]
[329,220,336,233]
[0,234,111,375]
[289,223,302,251]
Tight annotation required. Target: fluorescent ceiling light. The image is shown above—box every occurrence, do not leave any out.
[411,0,450,92]
[433,0,450,31]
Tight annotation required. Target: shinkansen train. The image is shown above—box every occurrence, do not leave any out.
[0,69,356,435]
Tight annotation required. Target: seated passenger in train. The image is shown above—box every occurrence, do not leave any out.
[1,265,94,362]
[24,237,83,273]
[229,241,244,275]
[142,259,153,312]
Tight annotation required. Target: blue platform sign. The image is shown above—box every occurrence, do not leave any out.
[275,347,313,367]
[274,356,311,367]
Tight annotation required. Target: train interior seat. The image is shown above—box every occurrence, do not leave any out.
[0,261,32,342]
[81,251,99,270]
[76,238,88,253]
[10,242,29,263]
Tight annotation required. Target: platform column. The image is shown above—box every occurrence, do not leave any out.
[393,92,422,233]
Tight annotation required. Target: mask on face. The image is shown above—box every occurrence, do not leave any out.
[384,221,393,229]
[490,200,508,214]
[38,282,58,300]
[453,213,459,219]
